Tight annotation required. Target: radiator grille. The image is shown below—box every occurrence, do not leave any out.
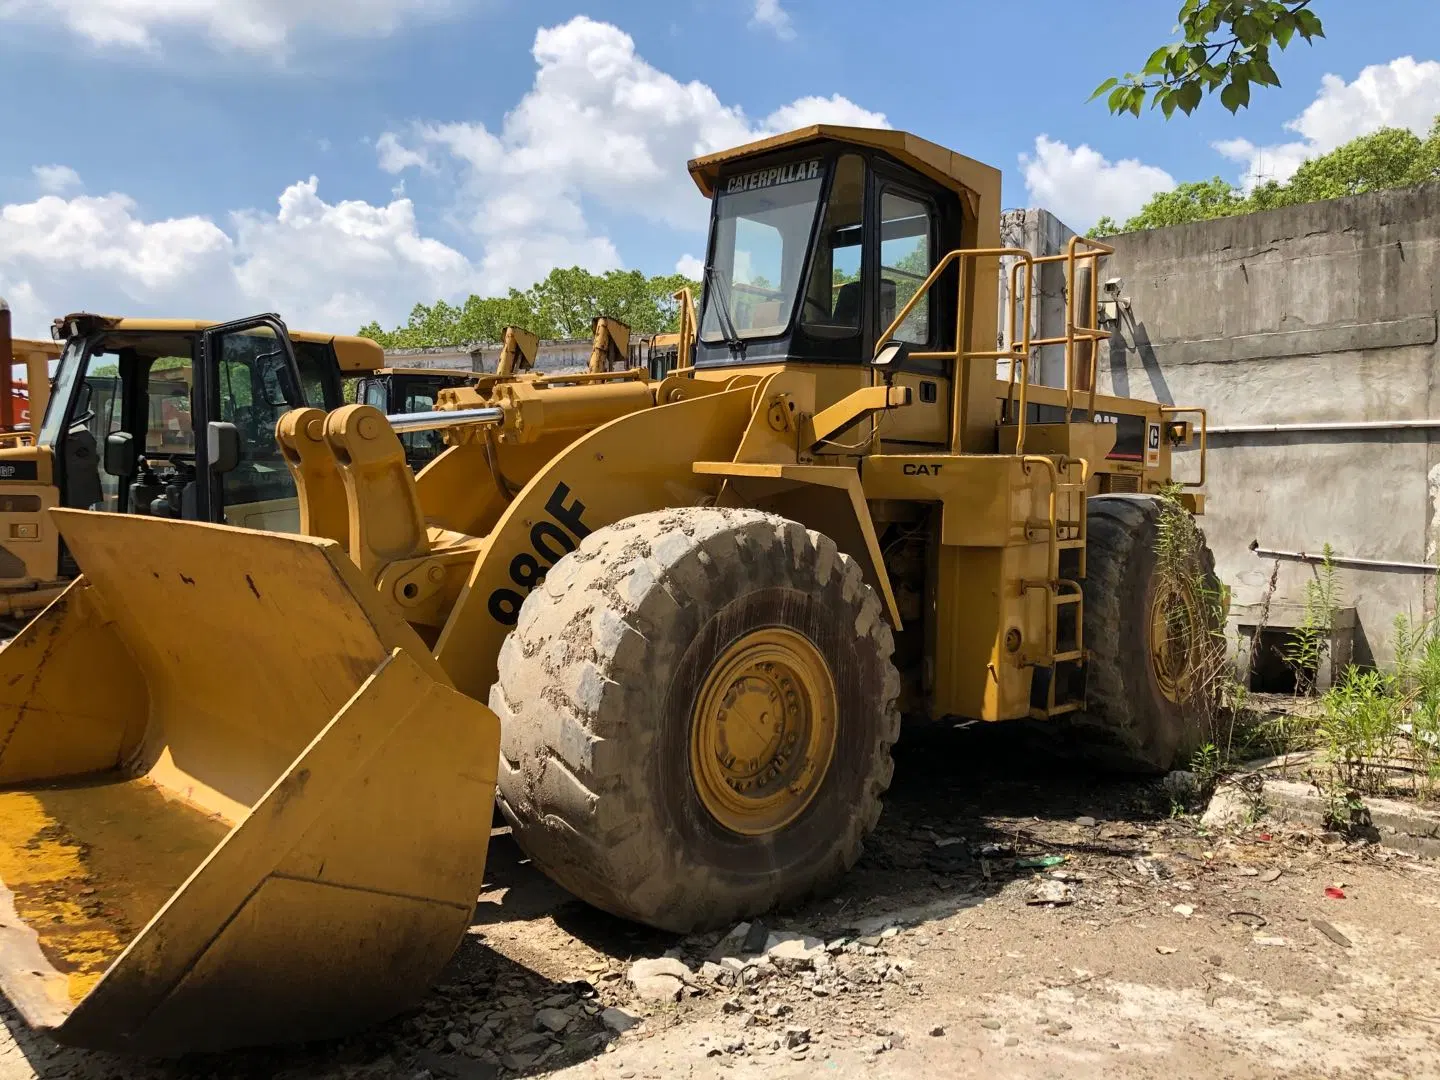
[1104,472,1141,494]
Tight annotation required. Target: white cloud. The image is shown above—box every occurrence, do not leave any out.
[675,253,703,279]
[0,15,887,338]
[32,165,82,195]
[376,132,432,175]
[0,180,479,337]
[750,0,795,40]
[1020,136,1175,231]
[765,95,889,132]
[1216,57,1440,188]
[378,16,886,291]
[0,0,463,52]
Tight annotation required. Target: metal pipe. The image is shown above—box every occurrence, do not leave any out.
[1249,539,1437,573]
[387,406,504,433]
[1211,419,1440,435]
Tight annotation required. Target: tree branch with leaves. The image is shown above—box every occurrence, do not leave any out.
[1094,0,1324,118]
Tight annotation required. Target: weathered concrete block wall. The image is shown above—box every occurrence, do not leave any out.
[1096,183,1440,668]
[999,208,1077,388]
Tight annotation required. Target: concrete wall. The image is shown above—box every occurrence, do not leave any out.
[1095,183,1440,667]
[385,339,598,375]
[999,208,1077,388]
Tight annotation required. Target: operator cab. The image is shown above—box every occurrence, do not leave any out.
[41,313,343,536]
[690,135,966,373]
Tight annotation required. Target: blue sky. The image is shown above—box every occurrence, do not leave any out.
[0,0,1437,337]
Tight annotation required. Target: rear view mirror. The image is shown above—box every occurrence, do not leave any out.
[869,339,914,378]
[103,432,135,477]
[206,421,241,474]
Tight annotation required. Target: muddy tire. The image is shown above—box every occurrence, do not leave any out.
[1070,494,1221,773]
[491,507,900,932]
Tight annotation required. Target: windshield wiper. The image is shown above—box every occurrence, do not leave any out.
[703,265,746,361]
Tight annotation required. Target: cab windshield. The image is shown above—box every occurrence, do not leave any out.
[700,157,826,344]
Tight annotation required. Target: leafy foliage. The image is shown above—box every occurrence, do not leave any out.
[1317,667,1402,795]
[1094,0,1324,118]
[1284,544,1340,696]
[359,267,701,348]
[1091,116,1440,236]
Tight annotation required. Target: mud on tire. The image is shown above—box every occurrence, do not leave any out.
[490,507,900,932]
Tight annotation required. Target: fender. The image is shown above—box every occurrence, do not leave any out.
[433,383,758,701]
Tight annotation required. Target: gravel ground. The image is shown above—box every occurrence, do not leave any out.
[3,722,1439,1080]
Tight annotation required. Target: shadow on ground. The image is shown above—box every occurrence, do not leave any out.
[0,719,1169,1079]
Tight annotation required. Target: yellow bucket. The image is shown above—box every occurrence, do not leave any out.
[0,509,499,1055]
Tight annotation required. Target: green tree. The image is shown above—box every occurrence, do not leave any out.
[1094,0,1324,118]
[1092,177,1247,235]
[359,267,702,348]
[1091,116,1440,236]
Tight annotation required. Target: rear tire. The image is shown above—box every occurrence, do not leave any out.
[1072,494,1221,773]
[491,507,900,932]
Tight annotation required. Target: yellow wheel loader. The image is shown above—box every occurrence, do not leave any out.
[0,311,469,621]
[0,126,1218,1056]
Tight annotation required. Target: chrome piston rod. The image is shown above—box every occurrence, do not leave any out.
[386,406,504,433]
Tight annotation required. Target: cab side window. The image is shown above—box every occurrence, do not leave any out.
[879,191,936,345]
[399,380,445,466]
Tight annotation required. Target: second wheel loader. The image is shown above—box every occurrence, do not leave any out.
[0,311,476,621]
[0,125,1218,1056]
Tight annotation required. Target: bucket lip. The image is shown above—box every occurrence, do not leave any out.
[0,881,72,1034]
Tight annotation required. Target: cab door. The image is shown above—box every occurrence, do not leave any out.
[195,314,308,531]
[869,176,949,447]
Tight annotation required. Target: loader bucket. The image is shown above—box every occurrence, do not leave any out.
[0,509,500,1056]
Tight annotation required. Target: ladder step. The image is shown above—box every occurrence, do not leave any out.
[1052,649,1084,663]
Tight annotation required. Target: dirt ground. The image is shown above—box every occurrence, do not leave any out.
[4,722,1440,1080]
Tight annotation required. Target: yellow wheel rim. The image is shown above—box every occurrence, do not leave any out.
[1150,579,1202,704]
[689,628,838,837]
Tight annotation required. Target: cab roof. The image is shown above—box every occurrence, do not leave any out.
[51,314,386,374]
[687,125,1000,214]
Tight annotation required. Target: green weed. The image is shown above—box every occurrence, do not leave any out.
[1284,543,1340,695]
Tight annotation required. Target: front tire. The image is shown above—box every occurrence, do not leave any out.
[490,507,900,932]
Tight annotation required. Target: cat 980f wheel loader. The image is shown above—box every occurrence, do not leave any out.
[0,125,1217,1056]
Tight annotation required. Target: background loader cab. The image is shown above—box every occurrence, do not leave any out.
[352,367,476,469]
[43,313,371,531]
[0,313,386,616]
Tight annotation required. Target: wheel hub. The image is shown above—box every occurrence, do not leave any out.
[1150,579,1203,704]
[690,628,837,836]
